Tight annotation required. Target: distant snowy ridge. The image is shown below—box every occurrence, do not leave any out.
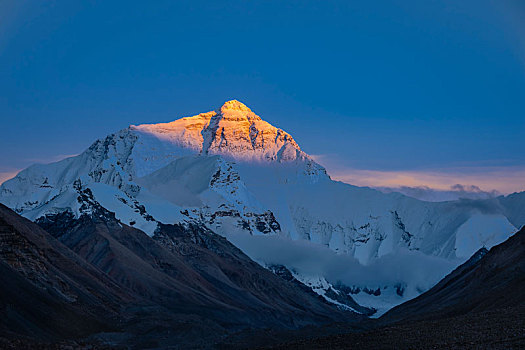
[0,100,521,313]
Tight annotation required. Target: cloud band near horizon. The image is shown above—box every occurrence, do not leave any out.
[2,155,524,197]
[311,155,525,195]
[326,166,525,195]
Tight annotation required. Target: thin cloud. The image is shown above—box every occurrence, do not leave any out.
[378,185,501,202]
[312,154,525,195]
[225,231,456,299]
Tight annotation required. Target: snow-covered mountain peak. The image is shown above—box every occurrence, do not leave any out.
[217,99,262,123]
[0,99,522,316]
[220,99,253,113]
[130,100,310,164]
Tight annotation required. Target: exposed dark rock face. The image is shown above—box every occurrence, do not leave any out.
[1,204,358,348]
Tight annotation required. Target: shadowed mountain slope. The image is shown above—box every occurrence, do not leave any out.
[0,202,357,348]
[0,204,130,341]
[37,203,353,332]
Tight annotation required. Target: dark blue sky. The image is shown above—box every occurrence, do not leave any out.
[1,0,524,192]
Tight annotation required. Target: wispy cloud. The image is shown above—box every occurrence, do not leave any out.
[378,185,500,202]
[311,154,525,195]
[225,231,456,300]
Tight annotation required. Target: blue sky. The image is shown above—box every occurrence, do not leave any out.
[1,0,524,193]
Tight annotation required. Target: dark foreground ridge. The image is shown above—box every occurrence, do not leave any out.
[264,226,525,349]
[382,225,525,323]
[0,203,358,348]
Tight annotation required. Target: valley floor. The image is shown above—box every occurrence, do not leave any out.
[264,305,525,350]
[1,306,523,349]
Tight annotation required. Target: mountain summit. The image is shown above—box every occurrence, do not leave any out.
[131,99,307,163]
[220,99,253,112]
